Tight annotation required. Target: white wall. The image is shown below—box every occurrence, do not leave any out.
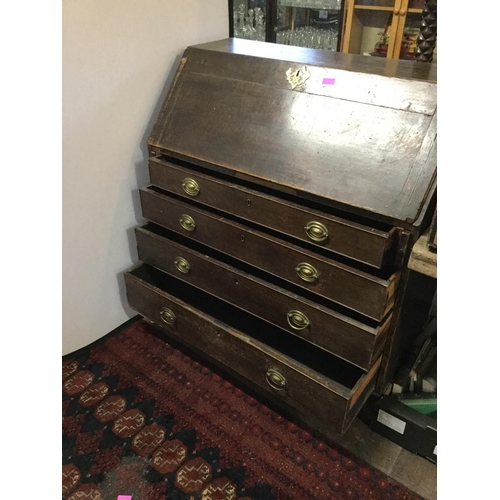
[62,0,228,354]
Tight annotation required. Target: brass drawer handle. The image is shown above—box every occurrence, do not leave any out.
[174,257,190,274]
[266,368,287,391]
[305,221,329,242]
[295,262,319,283]
[182,178,200,197]
[179,214,196,232]
[160,307,176,326]
[287,310,310,330]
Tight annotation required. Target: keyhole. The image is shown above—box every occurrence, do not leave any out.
[235,279,239,285]
[246,199,251,207]
[241,235,245,243]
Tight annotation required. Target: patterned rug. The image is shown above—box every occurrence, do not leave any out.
[62,318,423,500]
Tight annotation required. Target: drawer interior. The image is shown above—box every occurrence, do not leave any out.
[129,264,365,390]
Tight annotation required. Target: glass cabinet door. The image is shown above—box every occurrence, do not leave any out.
[276,1,343,51]
[392,0,425,59]
[230,0,344,51]
[342,0,426,59]
[342,0,399,58]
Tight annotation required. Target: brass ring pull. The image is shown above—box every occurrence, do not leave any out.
[266,368,287,391]
[160,307,176,326]
[182,178,200,197]
[179,214,196,232]
[174,257,190,274]
[305,221,329,242]
[287,310,310,330]
[295,262,319,283]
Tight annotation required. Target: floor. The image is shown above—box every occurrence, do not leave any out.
[330,418,437,500]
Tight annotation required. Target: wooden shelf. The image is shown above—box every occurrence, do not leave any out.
[354,5,394,11]
[408,228,437,279]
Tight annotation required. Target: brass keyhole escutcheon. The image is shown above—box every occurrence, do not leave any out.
[287,310,310,330]
[174,257,190,274]
[295,262,319,283]
[160,307,176,326]
[179,214,196,232]
[304,221,329,242]
[266,368,287,391]
[182,178,200,197]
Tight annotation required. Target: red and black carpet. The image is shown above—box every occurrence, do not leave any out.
[62,318,423,500]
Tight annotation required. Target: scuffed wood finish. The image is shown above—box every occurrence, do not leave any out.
[148,39,437,224]
[125,40,438,435]
[186,38,437,82]
[149,155,398,269]
[124,264,381,434]
[140,186,399,322]
[135,225,390,370]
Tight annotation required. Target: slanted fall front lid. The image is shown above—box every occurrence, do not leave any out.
[148,39,437,225]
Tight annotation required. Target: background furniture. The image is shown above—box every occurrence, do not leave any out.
[230,0,345,50]
[342,0,426,59]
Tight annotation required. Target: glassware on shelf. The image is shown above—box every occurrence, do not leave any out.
[278,0,341,9]
[254,7,265,41]
[277,25,338,50]
[234,3,266,41]
[233,1,342,51]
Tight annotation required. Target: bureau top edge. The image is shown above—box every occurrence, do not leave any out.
[187,39,437,85]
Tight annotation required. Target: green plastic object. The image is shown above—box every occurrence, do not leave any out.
[399,398,437,419]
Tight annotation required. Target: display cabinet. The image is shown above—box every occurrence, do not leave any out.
[230,0,345,51]
[341,0,425,59]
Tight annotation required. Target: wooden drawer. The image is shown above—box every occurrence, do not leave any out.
[149,156,398,269]
[124,264,382,435]
[135,223,390,370]
[140,186,399,322]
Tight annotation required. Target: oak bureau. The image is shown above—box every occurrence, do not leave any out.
[124,38,437,435]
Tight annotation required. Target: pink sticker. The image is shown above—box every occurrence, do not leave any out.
[117,496,132,500]
[322,78,336,85]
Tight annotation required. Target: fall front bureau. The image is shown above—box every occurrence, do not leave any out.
[124,38,437,435]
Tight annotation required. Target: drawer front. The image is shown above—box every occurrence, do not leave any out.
[149,157,397,269]
[124,264,381,434]
[140,187,399,322]
[135,225,390,370]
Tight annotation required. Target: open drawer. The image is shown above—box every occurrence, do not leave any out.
[135,223,390,370]
[140,186,400,322]
[124,264,382,435]
[149,155,399,269]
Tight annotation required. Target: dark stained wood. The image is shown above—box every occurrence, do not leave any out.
[190,38,437,82]
[140,186,399,322]
[135,226,390,370]
[149,155,399,268]
[126,40,438,436]
[148,40,437,224]
[180,47,437,114]
[124,264,381,434]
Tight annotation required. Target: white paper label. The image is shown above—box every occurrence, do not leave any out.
[377,409,406,435]
[319,10,328,19]
[433,445,437,455]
